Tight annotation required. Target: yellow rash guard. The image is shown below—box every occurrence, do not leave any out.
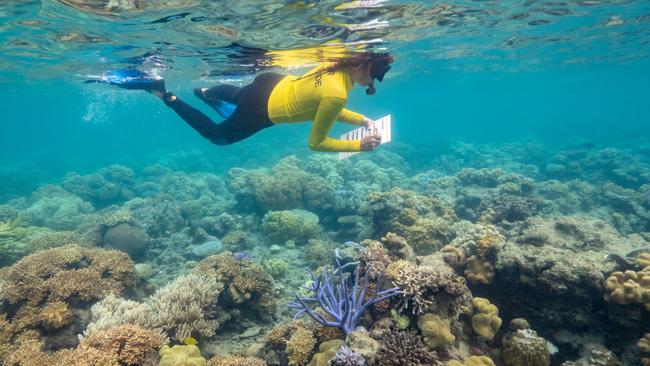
[266,64,366,152]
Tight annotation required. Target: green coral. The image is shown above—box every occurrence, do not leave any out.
[262,210,320,245]
[264,258,290,278]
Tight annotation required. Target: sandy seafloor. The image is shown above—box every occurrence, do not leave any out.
[0,136,648,366]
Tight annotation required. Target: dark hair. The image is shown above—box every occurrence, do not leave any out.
[293,52,394,82]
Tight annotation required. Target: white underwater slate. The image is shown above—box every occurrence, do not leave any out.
[338,114,392,160]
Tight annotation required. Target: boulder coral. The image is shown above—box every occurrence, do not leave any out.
[471,298,502,341]
[262,210,320,245]
[417,313,455,349]
[227,156,333,212]
[603,269,650,310]
[306,339,345,366]
[501,328,551,366]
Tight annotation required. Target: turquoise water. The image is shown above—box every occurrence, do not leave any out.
[1,1,650,365]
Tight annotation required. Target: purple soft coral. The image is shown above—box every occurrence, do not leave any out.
[288,261,399,336]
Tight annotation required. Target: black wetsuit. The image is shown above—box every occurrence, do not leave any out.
[163,73,285,145]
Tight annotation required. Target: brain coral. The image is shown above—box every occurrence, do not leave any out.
[471,298,502,340]
[501,329,550,366]
[603,269,650,310]
[207,355,268,366]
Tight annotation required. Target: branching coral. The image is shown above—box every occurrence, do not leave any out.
[207,355,268,366]
[471,298,502,341]
[194,251,276,315]
[289,261,399,336]
[603,269,650,311]
[386,258,468,316]
[85,273,223,341]
[376,330,441,366]
[74,324,166,365]
[1,245,135,306]
[286,327,317,366]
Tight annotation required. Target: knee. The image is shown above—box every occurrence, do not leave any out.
[208,137,230,146]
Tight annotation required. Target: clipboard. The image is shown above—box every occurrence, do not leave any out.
[338,114,392,160]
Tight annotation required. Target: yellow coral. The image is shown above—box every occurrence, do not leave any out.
[446,356,496,366]
[286,327,316,366]
[159,344,206,366]
[640,333,650,366]
[306,340,344,366]
[636,253,650,270]
[502,329,550,366]
[417,313,455,349]
[471,298,502,340]
[604,270,650,311]
[465,255,495,285]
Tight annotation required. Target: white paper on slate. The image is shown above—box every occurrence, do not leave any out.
[338,114,392,160]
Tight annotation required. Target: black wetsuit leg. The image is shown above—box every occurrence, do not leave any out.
[163,73,285,145]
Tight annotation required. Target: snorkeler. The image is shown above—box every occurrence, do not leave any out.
[97,52,393,152]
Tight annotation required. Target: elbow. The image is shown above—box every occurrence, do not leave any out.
[308,142,324,151]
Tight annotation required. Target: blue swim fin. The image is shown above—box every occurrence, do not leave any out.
[194,87,237,119]
[85,68,165,92]
[214,100,237,119]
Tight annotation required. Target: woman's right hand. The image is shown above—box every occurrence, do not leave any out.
[361,133,382,151]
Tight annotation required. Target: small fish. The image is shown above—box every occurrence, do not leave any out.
[183,337,198,346]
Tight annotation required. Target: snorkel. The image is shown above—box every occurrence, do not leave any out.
[365,53,393,95]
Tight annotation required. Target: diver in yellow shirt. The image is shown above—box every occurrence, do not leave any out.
[131,52,393,153]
